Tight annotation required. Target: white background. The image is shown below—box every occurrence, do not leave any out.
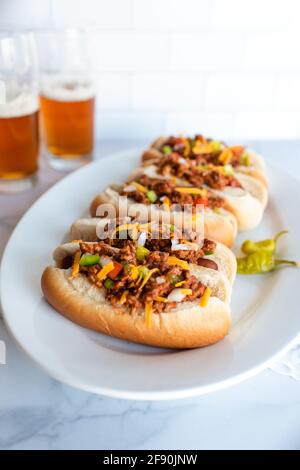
[1,0,300,140]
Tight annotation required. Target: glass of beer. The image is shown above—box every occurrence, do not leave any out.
[0,30,39,192]
[38,29,95,170]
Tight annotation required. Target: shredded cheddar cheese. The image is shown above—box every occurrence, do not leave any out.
[195,135,208,145]
[180,288,193,296]
[183,142,190,157]
[195,163,226,174]
[167,256,189,270]
[200,287,212,307]
[192,213,202,222]
[175,280,185,287]
[145,302,153,327]
[119,290,128,305]
[155,296,168,303]
[138,268,159,291]
[130,265,139,280]
[110,223,132,239]
[242,153,250,166]
[175,187,207,196]
[139,222,151,231]
[132,181,148,193]
[97,261,115,281]
[218,149,232,165]
[192,143,214,155]
[112,222,153,240]
[70,251,81,279]
[162,196,171,207]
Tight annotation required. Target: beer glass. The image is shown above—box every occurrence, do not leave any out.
[0,30,39,192]
[38,29,95,170]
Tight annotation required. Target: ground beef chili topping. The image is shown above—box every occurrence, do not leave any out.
[100,219,217,253]
[200,169,242,190]
[160,135,246,168]
[69,240,215,315]
[156,153,242,190]
[120,174,225,210]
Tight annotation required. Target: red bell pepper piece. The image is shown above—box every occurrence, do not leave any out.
[108,261,123,279]
[194,196,208,206]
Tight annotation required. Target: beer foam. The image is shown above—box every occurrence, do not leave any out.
[0,92,39,118]
[41,75,95,102]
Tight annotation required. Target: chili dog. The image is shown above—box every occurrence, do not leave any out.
[70,217,237,284]
[41,233,235,348]
[90,179,238,247]
[142,135,268,188]
[131,156,268,231]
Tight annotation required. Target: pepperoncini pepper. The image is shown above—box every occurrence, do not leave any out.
[241,230,288,255]
[237,230,298,275]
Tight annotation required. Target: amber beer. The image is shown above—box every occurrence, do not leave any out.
[0,100,39,179]
[40,84,95,160]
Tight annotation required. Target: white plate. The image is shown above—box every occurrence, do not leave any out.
[1,149,300,400]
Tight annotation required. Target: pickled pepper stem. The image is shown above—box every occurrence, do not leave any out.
[275,259,298,267]
[274,230,289,243]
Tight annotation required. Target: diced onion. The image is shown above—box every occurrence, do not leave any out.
[99,255,112,266]
[167,288,187,302]
[156,276,166,284]
[123,185,136,192]
[171,238,191,251]
[137,231,147,247]
[178,157,187,165]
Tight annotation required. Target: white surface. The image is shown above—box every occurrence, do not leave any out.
[1,149,300,401]
[0,318,299,450]
[0,140,300,449]
[0,317,299,451]
[2,0,300,139]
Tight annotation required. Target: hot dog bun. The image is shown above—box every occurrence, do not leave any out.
[70,218,237,284]
[41,245,231,349]
[89,186,238,247]
[132,164,267,232]
[143,137,268,187]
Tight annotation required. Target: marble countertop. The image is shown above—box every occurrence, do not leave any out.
[1,140,300,450]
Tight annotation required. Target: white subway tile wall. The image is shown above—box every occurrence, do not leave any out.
[1,0,299,140]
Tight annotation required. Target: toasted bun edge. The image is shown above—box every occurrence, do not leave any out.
[41,267,231,349]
